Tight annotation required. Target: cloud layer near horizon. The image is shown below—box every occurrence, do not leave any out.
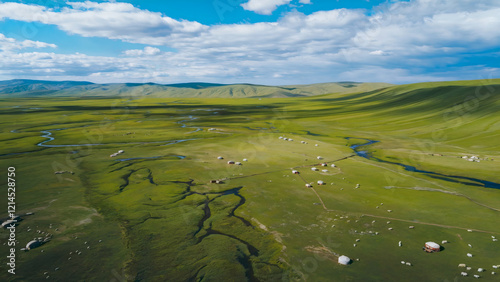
[0,0,499,84]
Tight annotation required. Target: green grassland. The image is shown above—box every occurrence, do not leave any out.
[0,79,499,281]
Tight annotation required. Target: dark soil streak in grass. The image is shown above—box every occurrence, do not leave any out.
[198,228,259,281]
[238,251,258,282]
[109,162,135,172]
[229,192,253,227]
[119,170,138,192]
[178,182,262,281]
[146,169,157,185]
[134,216,163,226]
[185,185,253,228]
[188,265,207,282]
[193,196,211,237]
[304,130,324,136]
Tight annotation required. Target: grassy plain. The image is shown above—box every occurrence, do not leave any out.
[0,79,499,281]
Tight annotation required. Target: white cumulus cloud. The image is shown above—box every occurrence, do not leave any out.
[241,0,292,15]
[0,1,208,45]
[1,0,500,84]
[124,47,161,56]
[0,33,57,51]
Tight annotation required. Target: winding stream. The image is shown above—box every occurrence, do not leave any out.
[178,115,203,133]
[347,137,500,189]
[2,115,203,157]
[37,130,103,147]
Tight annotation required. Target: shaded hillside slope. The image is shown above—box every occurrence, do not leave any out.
[0,79,392,98]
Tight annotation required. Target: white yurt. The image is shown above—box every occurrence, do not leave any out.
[338,255,351,265]
[424,242,441,252]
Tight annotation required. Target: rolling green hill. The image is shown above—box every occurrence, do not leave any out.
[0,79,392,98]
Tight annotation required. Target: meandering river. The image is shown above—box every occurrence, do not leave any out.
[347,137,500,189]
[1,116,201,157]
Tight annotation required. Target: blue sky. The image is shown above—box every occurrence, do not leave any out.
[0,0,499,85]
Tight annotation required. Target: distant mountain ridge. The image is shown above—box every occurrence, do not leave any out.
[0,79,393,98]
